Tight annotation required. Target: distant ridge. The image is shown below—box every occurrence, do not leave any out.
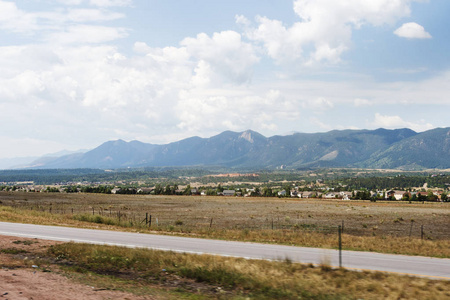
[19,127,450,170]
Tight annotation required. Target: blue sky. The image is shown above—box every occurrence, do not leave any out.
[0,0,449,158]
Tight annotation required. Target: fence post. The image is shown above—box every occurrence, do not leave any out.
[421,225,424,240]
[338,225,342,268]
[210,218,213,229]
[145,213,148,225]
[149,215,152,227]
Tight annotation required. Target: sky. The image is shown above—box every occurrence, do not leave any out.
[0,0,449,158]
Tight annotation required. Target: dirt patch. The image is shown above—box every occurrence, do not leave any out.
[0,236,153,300]
[0,268,152,300]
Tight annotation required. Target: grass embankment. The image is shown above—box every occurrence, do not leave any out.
[43,242,449,299]
[4,238,448,299]
[1,206,449,258]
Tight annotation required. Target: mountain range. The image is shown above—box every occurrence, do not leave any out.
[11,127,450,170]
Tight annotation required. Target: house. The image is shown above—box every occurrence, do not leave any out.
[111,188,120,194]
[290,190,299,197]
[340,191,352,200]
[301,191,313,198]
[386,190,395,199]
[137,188,153,194]
[394,190,410,200]
[386,190,409,200]
[223,190,236,196]
[325,192,337,199]
[278,190,287,196]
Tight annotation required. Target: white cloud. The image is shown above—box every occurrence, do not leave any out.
[0,0,446,158]
[66,8,125,22]
[0,1,37,32]
[242,0,417,65]
[354,98,372,107]
[89,0,132,7]
[181,31,259,85]
[56,0,132,7]
[0,136,68,158]
[394,22,432,39]
[175,88,299,134]
[305,97,334,111]
[0,1,128,42]
[372,113,433,132]
[56,0,84,5]
[47,25,128,44]
[235,14,251,27]
[309,117,332,131]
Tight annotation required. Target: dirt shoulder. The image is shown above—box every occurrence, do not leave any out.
[0,235,153,300]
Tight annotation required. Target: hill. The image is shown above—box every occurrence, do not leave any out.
[23,127,450,170]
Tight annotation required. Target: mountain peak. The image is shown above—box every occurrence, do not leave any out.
[239,130,254,143]
[20,127,450,170]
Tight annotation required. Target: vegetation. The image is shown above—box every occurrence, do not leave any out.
[2,166,449,298]
[18,242,448,299]
[0,193,448,258]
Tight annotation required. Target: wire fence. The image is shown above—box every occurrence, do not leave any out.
[2,201,443,239]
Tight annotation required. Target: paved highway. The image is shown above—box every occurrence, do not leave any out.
[0,222,448,280]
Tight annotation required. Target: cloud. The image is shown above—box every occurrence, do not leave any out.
[175,89,299,134]
[394,22,432,39]
[372,113,433,132]
[89,0,132,7]
[305,97,334,111]
[309,117,333,131]
[0,1,128,42]
[57,0,133,7]
[0,0,446,158]
[241,0,416,65]
[56,0,84,5]
[181,31,259,85]
[47,25,128,44]
[0,1,37,33]
[0,136,68,158]
[354,98,372,107]
[66,8,125,22]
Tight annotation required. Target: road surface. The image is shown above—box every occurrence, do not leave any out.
[0,222,448,280]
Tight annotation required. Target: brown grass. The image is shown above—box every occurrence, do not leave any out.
[3,236,449,299]
[44,242,450,299]
[1,191,449,257]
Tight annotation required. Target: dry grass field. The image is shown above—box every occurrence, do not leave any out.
[1,236,449,299]
[0,191,449,257]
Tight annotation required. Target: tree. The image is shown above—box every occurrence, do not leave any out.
[206,188,216,196]
[183,184,191,195]
[262,187,273,197]
[282,184,291,197]
[164,184,172,195]
[427,191,438,202]
[154,184,163,195]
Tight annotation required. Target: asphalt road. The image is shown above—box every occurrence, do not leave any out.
[0,222,449,280]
